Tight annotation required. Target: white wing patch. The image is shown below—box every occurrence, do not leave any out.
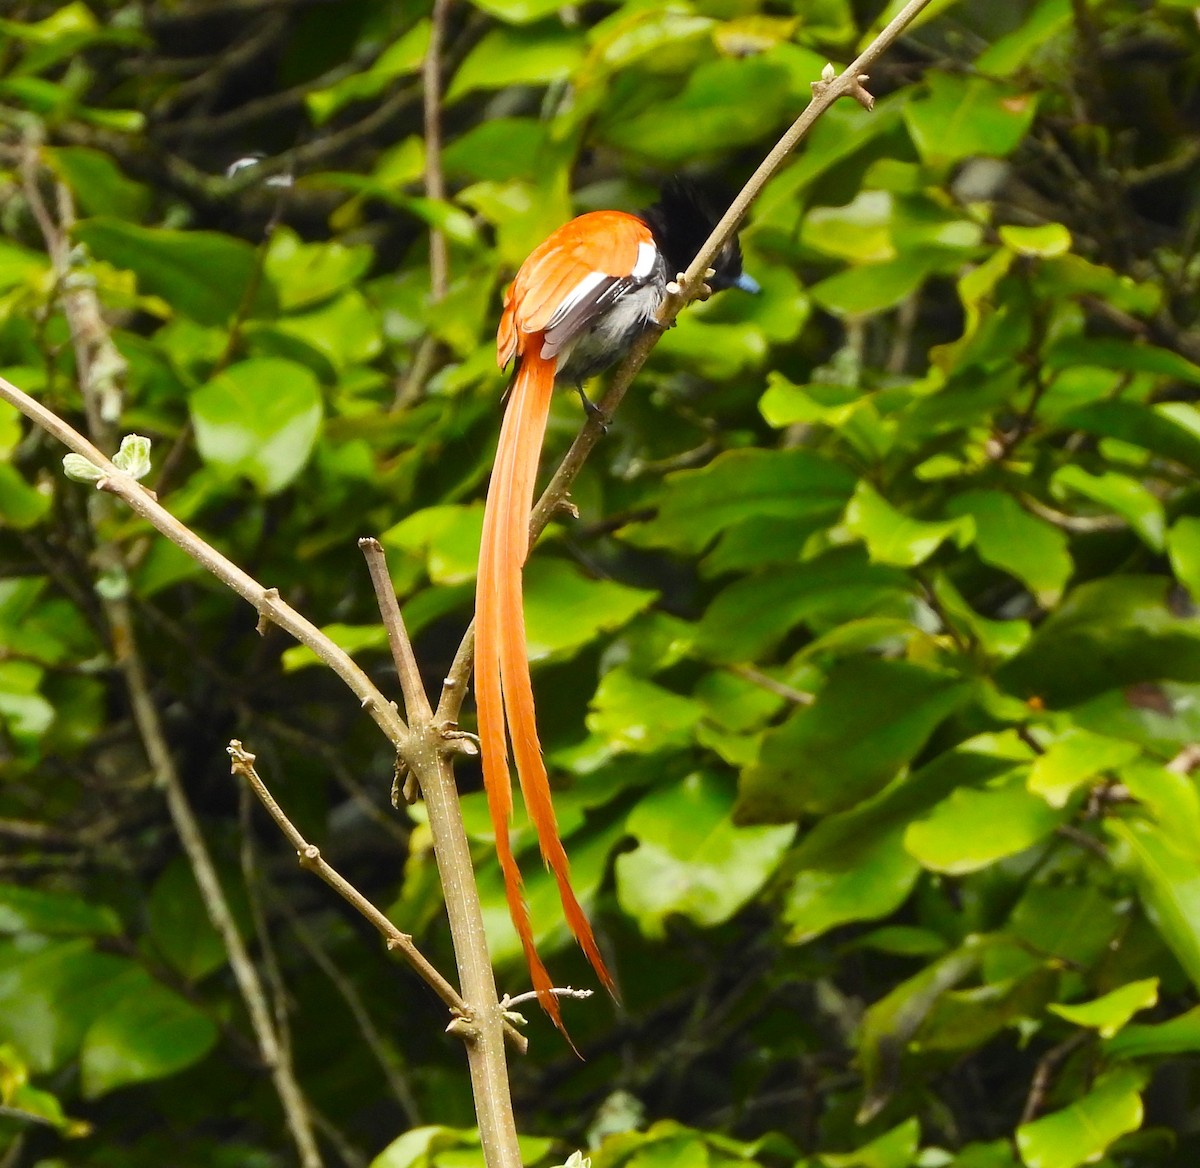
[538,238,662,360]
[544,271,608,332]
[632,241,658,280]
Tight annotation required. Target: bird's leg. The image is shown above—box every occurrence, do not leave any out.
[576,382,609,431]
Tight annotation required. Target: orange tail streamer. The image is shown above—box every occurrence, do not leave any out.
[475,350,616,1034]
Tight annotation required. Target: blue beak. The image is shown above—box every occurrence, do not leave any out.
[733,272,761,294]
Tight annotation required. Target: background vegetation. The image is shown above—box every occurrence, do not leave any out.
[4,1,1200,1167]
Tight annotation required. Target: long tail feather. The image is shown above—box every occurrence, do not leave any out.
[475,352,615,1034]
[476,354,561,1031]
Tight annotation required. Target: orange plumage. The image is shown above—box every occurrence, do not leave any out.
[477,210,654,1033]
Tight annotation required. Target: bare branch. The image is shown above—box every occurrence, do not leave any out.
[360,538,433,723]
[228,741,506,1037]
[423,0,451,300]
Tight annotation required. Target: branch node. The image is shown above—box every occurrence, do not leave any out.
[446,1015,480,1042]
[256,588,281,636]
[391,762,419,807]
[554,497,581,521]
[850,73,875,110]
[438,723,481,757]
[298,844,321,869]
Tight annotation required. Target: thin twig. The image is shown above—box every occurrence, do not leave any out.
[423,0,451,301]
[360,538,433,722]
[435,622,475,724]
[1020,1032,1091,1124]
[502,987,593,1009]
[227,740,483,1026]
[279,898,424,1124]
[1020,495,1127,533]
[729,664,814,707]
[238,783,299,1074]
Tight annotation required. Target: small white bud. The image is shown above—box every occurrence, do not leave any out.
[112,434,152,481]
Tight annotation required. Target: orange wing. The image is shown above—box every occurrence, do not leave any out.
[497,210,655,367]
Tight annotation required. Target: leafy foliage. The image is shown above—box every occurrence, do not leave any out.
[4,1,1200,1168]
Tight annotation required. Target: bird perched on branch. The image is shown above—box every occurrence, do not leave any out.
[475,179,757,1037]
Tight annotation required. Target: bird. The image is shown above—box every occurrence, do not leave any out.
[474,179,757,1035]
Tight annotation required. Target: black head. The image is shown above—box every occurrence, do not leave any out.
[640,177,759,294]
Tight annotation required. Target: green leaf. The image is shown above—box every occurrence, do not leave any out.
[616,772,793,939]
[858,939,988,1123]
[381,504,485,587]
[946,1142,1019,1168]
[369,1127,469,1168]
[0,885,119,936]
[524,559,657,663]
[782,744,1020,939]
[1045,336,1200,385]
[920,965,1058,1054]
[997,576,1200,707]
[281,623,388,673]
[1027,728,1140,809]
[1051,466,1165,551]
[264,228,374,311]
[1108,817,1200,992]
[802,190,895,262]
[599,57,792,162]
[843,482,974,568]
[0,239,48,293]
[587,4,716,73]
[740,657,972,819]
[305,20,430,124]
[471,0,578,22]
[904,73,1038,167]
[905,768,1067,874]
[447,24,584,101]
[190,358,323,494]
[262,289,383,371]
[74,219,274,326]
[975,0,1072,75]
[809,253,942,317]
[46,146,151,221]
[626,448,855,556]
[586,669,702,756]
[80,977,217,1097]
[1120,761,1200,856]
[0,463,52,528]
[0,942,134,1072]
[1048,978,1158,1037]
[1168,516,1200,597]
[696,551,912,663]
[1008,881,1124,970]
[783,827,919,943]
[0,660,55,744]
[946,490,1071,604]
[442,119,547,183]
[146,859,227,982]
[999,223,1072,257]
[1105,1005,1200,1058]
[819,1118,919,1168]
[1015,1067,1145,1168]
